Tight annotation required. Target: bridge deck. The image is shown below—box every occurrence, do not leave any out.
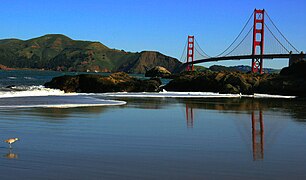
[187,53,305,64]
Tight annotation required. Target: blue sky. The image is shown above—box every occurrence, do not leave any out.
[1,0,305,69]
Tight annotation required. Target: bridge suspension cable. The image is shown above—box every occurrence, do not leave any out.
[180,36,211,63]
[265,11,299,53]
[215,11,254,57]
[223,27,253,57]
[179,39,188,62]
[181,9,303,72]
[265,23,290,53]
[194,38,211,58]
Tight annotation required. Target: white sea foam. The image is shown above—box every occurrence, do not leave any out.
[99,91,296,99]
[0,85,70,98]
[0,86,127,108]
[0,101,127,109]
[0,95,126,109]
[253,93,296,99]
[0,85,296,99]
[24,76,35,80]
[100,91,242,98]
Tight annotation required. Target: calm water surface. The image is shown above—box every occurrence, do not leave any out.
[0,97,306,179]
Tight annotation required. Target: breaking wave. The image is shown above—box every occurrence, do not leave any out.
[0,86,126,108]
[0,85,68,98]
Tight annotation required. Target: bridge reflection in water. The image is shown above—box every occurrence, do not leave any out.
[185,104,265,161]
[185,104,194,128]
[252,110,264,160]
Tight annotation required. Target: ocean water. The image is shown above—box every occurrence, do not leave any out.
[0,70,306,179]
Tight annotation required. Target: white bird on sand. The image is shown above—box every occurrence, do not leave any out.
[4,138,19,149]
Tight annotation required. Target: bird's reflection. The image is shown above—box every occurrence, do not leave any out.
[3,149,18,159]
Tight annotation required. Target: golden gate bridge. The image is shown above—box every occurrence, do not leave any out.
[181,9,306,73]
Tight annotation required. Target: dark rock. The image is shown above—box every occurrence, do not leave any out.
[6,85,15,89]
[220,84,239,94]
[255,61,306,96]
[140,78,162,92]
[164,71,221,92]
[44,61,306,97]
[44,72,162,93]
[145,66,172,78]
[163,64,306,96]
[280,60,306,78]
[221,73,252,93]
[44,75,80,93]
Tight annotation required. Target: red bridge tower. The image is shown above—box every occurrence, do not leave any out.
[187,35,195,71]
[252,9,265,74]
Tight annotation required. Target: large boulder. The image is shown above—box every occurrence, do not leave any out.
[280,60,306,78]
[163,71,254,94]
[44,72,162,93]
[257,61,306,96]
[220,73,253,94]
[145,66,172,78]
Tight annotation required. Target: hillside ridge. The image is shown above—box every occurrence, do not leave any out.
[0,34,182,73]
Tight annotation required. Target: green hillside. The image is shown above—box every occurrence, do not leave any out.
[0,34,182,73]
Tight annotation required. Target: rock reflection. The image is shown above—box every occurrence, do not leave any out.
[0,106,110,122]
[32,106,109,119]
[3,149,18,159]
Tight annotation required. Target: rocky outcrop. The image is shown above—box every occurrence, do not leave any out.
[164,61,306,97]
[256,61,306,96]
[145,66,171,78]
[44,72,161,93]
[280,60,306,78]
[163,71,259,94]
[44,61,306,97]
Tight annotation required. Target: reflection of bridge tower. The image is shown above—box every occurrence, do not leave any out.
[252,111,264,160]
[186,104,194,128]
